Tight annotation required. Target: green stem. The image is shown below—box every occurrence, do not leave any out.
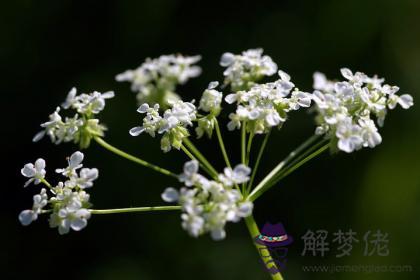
[180,144,196,161]
[245,215,284,280]
[183,138,218,178]
[248,141,329,202]
[89,206,181,214]
[247,135,320,201]
[241,122,247,165]
[266,143,330,191]
[180,144,214,178]
[246,131,271,195]
[267,139,328,186]
[214,118,232,168]
[94,137,178,179]
[246,131,255,166]
[40,178,53,189]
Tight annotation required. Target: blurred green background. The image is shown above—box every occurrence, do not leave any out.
[2,0,419,279]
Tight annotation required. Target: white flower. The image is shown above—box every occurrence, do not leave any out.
[19,151,97,234]
[131,100,197,152]
[336,118,363,153]
[195,116,216,139]
[181,213,205,238]
[21,158,46,187]
[313,72,335,92]
[385,85,414,110]
[18,188,48,226]
[227,113,242,131]
[116,54,201,106]
[165,100,197,128]
[178,160,208,187]
[164,161,253,240]
[219,164,251,186]
[50,207,91,235]
[61,87,78,109]
[220,48,277,91]
[32,92,106,148]
[358,119,382,148]
[62,88,115,115]
[198,81,223,115]
[311,68,414,153]
[66,168,99,189]
[225,70,309,134]
[55,151,84,178]
[32,107,63,143]
[129,103,161,137]
[340,68,367,86]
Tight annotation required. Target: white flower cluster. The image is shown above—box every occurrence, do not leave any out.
[225,70,312,134]
[33,88,114,149]
[220,48,278,91]
[19,151,97,234]
[130,100,197,152]
[116,54,202,107]
[312,68,414,153]
[162,160,253,240]
[195,81,223,138]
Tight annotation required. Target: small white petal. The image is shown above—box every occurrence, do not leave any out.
[71,218,88,231]
[21,164,35,177]
[32,131,46,142]
[69,151,84,167]
[278,70,290,81]
[19,210,36,226]
[220,52,234,67]
[225,94,237,104]
[102,91,115,99]
[340,68,353,80]
[137,103,150,113]
[184,160,199,175]
[129,126,145,136]
[208,81,219,89]
[23,178,34,188]
[398,94,414,109]
[161,187,179,202]
[34,158,46,171]
[234,164,251,177]
[210,228,226,240]
[237,202,253,217]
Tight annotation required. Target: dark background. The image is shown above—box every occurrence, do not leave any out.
[2,1,419,279]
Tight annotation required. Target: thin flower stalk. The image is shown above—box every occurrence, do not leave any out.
[94,137,178,179]
[90,206,181,215]
[248,142,330,201]
[247,135,320,201]
[183,138,219,178]
[246,130,271,195]
[214,118,232,168]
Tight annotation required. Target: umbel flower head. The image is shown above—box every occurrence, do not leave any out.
[195,81,223,139]
[162,160,253,240]
[311,68,414,153]
[225,70,312,134]
[21,158,46,187]
[116,54,202,108]
[33,88,114,149]
[130,99,197,152]
[220,48,278,91]
[18,151,97,234]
